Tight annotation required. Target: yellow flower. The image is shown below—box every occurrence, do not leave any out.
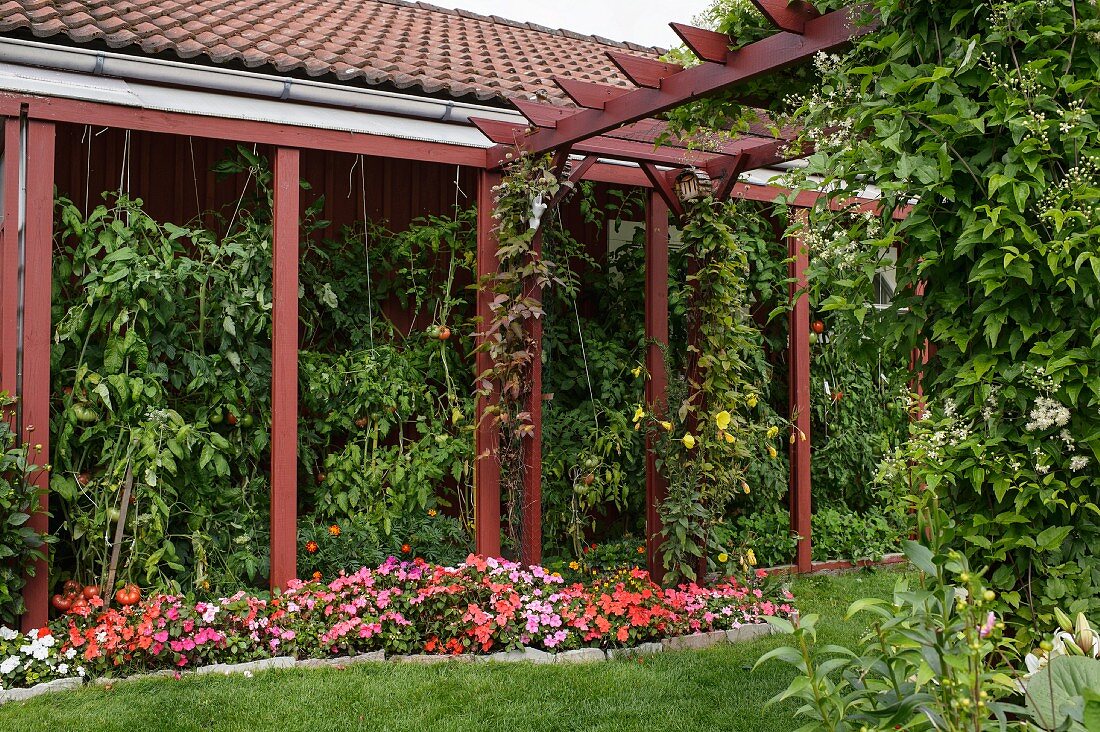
[682,433,696,449]
[767,445,778,458]
[633,406,645,423]
[715,410,731,431]
[741,482,751,494]
[746,395,758,409]
[766,425,779,439]
[660,421,672,431]
[723,431,735,444]
[631,366,642,378]
[568,561,580,570]
[746,549,757,566]
[789,432,796,444]
[427,509,438,517]
[717,552,729,563]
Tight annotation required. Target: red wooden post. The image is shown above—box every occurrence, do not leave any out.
[474,169,502,557]
[521,229,544,566]
[1,117,20,400]
[644,191,670,583]
[21,119,55,631]
[788,213,812,573]
[270,146,300,591]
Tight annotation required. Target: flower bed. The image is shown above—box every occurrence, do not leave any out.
[1,556,793,693]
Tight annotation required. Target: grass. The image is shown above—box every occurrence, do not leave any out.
[0,568,904,732]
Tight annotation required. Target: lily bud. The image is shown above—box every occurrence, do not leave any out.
[1075,613,1096,655]
[1054,607,1075,633]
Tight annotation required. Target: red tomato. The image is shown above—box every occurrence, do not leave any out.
[62,579,83,596]
[82,585,100,600]
[68,597,89,613]
[77,472,91,487]
[811,320,825,334]
[226,412,238,426]
[438,327,451,341]
[51,594,72,611]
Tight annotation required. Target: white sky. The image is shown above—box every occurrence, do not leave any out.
[441,0,715,48]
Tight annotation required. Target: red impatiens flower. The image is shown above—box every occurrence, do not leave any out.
[305,540,319,554]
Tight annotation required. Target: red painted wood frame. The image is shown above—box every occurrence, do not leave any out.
[521,229,544,566]
[0,117,19,400]
[474,170,502,557]
[644,191,670,583]
[270,147,300,591]
[0,94,484,168]
[787,216,812,573]
[7,118,56,631]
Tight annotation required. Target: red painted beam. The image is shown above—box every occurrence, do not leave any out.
[553,77,631,110]
[20,119,55,631]
[270,146,300,592]
[3,93,486,167]
[491,6,874,160]
[670,23,733,63]
[787,214,812,573]
[0,117,19,400]
[471,117,732,169]
[749,0,821,33]
[511,98,571,129]
[727,180,911,220]
[606,51,683,89]
[640,164,684,219]
[474,170,502,558]
[644,191,670,584]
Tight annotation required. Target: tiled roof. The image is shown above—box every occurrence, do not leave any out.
[0,0,666,104]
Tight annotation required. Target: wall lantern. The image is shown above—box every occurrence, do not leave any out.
[673,167,713,203]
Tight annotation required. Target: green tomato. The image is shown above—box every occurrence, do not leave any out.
[107,507,121,523]
[240,414,255,428]
[73,404,98,423]
[809,332,819,345]
[209,411,224,425]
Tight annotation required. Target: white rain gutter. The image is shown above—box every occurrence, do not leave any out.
[0,37,524,126]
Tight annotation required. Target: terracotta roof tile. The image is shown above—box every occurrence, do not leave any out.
[0,0,664,104]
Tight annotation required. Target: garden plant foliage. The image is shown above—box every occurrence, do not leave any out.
[689,0,1100,628]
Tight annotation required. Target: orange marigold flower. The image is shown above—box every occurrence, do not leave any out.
[312,571,322,581]
[305,540,319,554]
[401,543,412,554]
[637,546,645,554]
[328,524,341,537]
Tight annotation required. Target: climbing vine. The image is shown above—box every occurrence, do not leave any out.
[476,153,565,554]
[638,198,782,582]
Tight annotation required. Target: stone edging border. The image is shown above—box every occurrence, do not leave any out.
[0,623,779,705]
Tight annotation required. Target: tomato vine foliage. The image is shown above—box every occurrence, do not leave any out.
[699,0,1100,623]
[0,395,51,625]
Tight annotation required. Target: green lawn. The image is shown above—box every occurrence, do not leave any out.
[0,569,903,732]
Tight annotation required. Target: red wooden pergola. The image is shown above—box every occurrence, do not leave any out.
[0,0,894,631]
[467,0,888,580]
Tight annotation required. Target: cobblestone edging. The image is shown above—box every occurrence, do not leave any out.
[0,623,779,704]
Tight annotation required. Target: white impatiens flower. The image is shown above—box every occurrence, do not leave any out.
[0,655,19,675]
[0,627,18,641]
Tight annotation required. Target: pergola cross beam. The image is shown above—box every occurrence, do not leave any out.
[482,5,874,168]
